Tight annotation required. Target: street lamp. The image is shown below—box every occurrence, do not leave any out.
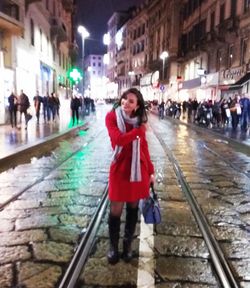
[78,25,90,96]
[160,51,169,81]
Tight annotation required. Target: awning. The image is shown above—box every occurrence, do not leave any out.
[233,72,250,86]
[227,72,250,90]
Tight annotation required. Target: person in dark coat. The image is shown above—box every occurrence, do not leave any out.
[43,92,49,123]
[33,91,43,124]
[53,92,60,119]
[240,94,250,131]
[18,90,30,129]
[105,88,155,264]
[8,92,18,128]
[70,95,81,125]
[47,93,56,122]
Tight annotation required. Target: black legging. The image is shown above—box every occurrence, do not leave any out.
[72,109,79,124]
[9,109,17,127]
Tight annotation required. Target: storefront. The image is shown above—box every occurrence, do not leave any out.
[219,67,249,98]
[140,71,160,101]
[178,77,201,102]
[201,72,219,102]
[40,62,54,96]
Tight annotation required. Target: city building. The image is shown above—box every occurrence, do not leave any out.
[104,0,250,103]
[84,54,107,100]
[0,0,75,124]
[178,0,250,102]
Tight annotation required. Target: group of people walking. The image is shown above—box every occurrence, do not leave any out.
[157,93,250,131]
[8,90,61,129]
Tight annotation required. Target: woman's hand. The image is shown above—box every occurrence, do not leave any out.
[150,174,155,184]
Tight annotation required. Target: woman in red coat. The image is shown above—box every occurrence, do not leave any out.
[105,88,154,264]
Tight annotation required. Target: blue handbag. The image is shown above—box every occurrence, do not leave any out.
[139,184,161,224]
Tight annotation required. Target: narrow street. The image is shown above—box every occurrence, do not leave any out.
[0,105,250,287]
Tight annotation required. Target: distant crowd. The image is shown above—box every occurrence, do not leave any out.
[154,93,250,131]
[8,90,95,130]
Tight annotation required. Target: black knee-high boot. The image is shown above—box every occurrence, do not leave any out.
[107,214,120,264]
[122,206,138,262]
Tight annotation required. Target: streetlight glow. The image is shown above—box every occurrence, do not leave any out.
[78,25,89,96]
[78,25,90,39]
[160,51,169,60]
[160,51,169,81]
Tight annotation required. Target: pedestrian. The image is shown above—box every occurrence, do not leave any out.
[229,94,240,130]
[17,89,30,129]
[239,93,250,131]
[33,91,43,124]
[47,93,56,122]
[53,92,60,119]
[8,91,18,128]
[43,92,49,123]
[158,100,165,119]
[105,87,155,264]
[70,95,81,125]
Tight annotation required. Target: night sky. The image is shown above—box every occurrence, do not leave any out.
[75,0,145,56]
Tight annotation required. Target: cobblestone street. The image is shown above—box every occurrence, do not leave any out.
[0,106,250,287]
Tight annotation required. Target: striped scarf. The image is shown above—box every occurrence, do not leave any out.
[111,106,141,182]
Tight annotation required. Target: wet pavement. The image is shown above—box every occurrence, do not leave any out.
[0,99,82,159]
[151,106,250,149]
[0,105,250,287]
[1,105,249,162]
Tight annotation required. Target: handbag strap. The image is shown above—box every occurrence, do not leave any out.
[150,183,158,200]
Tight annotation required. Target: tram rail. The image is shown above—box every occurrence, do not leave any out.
[58,185,109,288]
[151,123,239,288]
[0,110,247,287]
[0,126,105,211]
[57,118,243,287]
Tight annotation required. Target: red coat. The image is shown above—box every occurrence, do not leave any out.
[105,110,154,202]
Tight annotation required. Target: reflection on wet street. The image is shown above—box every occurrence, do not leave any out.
[0,106,250,287]
[0,100,76,158]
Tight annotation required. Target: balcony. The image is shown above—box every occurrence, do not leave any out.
[62,0,74,13]
[0,0,23,35]
[216,17,239,39]
[50,17,67,44]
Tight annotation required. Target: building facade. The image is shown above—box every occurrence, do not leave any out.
[0,0,75,124]
[84,54,107,100]
[105,0,250,103]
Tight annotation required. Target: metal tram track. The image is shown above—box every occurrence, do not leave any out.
[0,128,106,211]
[150,124,239,288]
[202,143,250,179]
[58,185,109,288]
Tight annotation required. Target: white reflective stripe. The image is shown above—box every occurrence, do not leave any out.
[137,215,155,288]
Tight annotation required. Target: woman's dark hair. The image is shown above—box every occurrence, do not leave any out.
[113,88,148,125]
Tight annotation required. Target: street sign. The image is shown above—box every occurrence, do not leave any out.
[159,84,165,92]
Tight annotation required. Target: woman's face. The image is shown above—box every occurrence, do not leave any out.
[121,93,139,116]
